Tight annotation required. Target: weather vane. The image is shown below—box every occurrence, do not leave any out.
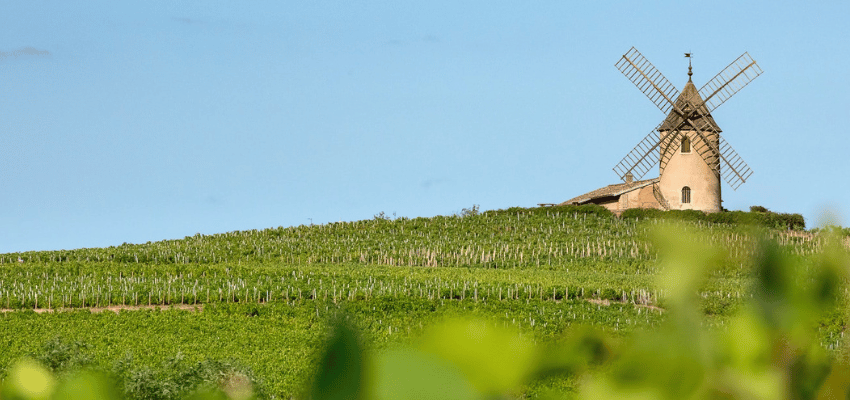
[685,52,693,80]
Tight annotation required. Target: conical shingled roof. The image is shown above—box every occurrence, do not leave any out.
[658,80,721,132]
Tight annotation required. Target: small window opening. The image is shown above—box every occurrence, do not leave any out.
[682,186,691,204]
[681,136,691,153]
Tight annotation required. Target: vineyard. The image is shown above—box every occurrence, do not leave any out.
[1,207,831,269]
[1,204,848,398]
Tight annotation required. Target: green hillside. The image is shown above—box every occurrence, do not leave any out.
[1,205,846,399]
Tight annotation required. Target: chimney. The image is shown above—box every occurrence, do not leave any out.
[625,172,634,183]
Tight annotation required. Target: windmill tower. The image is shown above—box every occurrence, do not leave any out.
[612,47,762,212]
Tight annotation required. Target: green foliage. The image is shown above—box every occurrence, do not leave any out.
[705,210,761,225]
[577,227,850,399]
[0,205,817,272]
[52,371,120,400]
[619,208,666,220]
[812,225,850,237]
[370,347,479,400]
[0,205,846,398]
[1,359,57,400]
[310,318,367,400]
[372,211,391,221]
[458,204,480,217]
[750,205,769,213]
[767,211,806,230]
[746,205,807,230]
[621,208,709,223]
[620,207,807,230]
[30,338,92,375]
[2,205,636,268]
[0,298,665,398]
[118,355,260,400]
[299,226,850,399]
[496,203,614,218]
[1,349,260,400]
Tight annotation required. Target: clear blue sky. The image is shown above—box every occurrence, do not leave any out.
[2,1,848,253]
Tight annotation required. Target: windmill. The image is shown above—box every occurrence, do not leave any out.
[611,47,762,212]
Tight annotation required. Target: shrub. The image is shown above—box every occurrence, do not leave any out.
[620,208,665,220]
[622,207,806,230]
[544,204,614,218]
[662,209,707,222]
[30,337,92,374]
[620,208,706,222]
[493,204,614,219]
[458,205,480,217]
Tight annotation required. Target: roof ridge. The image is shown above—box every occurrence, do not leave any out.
[560,178,659,205]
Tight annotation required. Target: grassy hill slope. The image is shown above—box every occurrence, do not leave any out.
[0,205,844,398]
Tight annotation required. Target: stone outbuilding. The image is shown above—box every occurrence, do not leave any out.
[559,71,725,215]
[559,176,664,215]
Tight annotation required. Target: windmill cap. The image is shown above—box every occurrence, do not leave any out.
[658,81,721,132]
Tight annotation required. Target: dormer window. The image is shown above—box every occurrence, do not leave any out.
[682,186,691,203]
[681,136,691,153]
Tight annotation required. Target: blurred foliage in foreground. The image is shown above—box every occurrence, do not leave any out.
[1,350,258,400]
[304,226,850,400]
[3,225,849,400]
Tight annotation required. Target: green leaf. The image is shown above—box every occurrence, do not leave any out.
[0,359,56,400]
[51,371,119,400]
[650,223,724,313]
[815,362,850,400]
[418,318,535,395]
[310,318,367,400]
[534,326,612,378]
[371,348,481,400]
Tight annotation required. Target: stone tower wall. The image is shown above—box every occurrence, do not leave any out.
[659,130,722,213]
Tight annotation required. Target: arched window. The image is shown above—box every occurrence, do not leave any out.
[681,136,691,153]
[682,186,691,204]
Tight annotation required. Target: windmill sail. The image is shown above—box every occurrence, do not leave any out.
[613,124,678,181]
[699,52,763,112]
[613,47,757,192]
[718,136,753,190]
[664,103,752,190]
[656,80,723,176]
[615,47,680,114]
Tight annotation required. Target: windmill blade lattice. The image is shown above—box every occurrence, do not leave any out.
[718,136,753,190]
[659,129,689,174]
[659,130,686,174]
[613,47,758,191]
[613,126,661,181]
[613,124,680,181]
[667,104,752,190]
[699,52,763,112]
[678,105,721,165]
[615,47,680,114]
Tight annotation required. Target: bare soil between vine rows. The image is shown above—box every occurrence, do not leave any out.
[0,298,663,314]
[0,304,203,314]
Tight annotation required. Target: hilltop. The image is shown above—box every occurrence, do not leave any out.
[0,204,814,265]
[1,204,846,398]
